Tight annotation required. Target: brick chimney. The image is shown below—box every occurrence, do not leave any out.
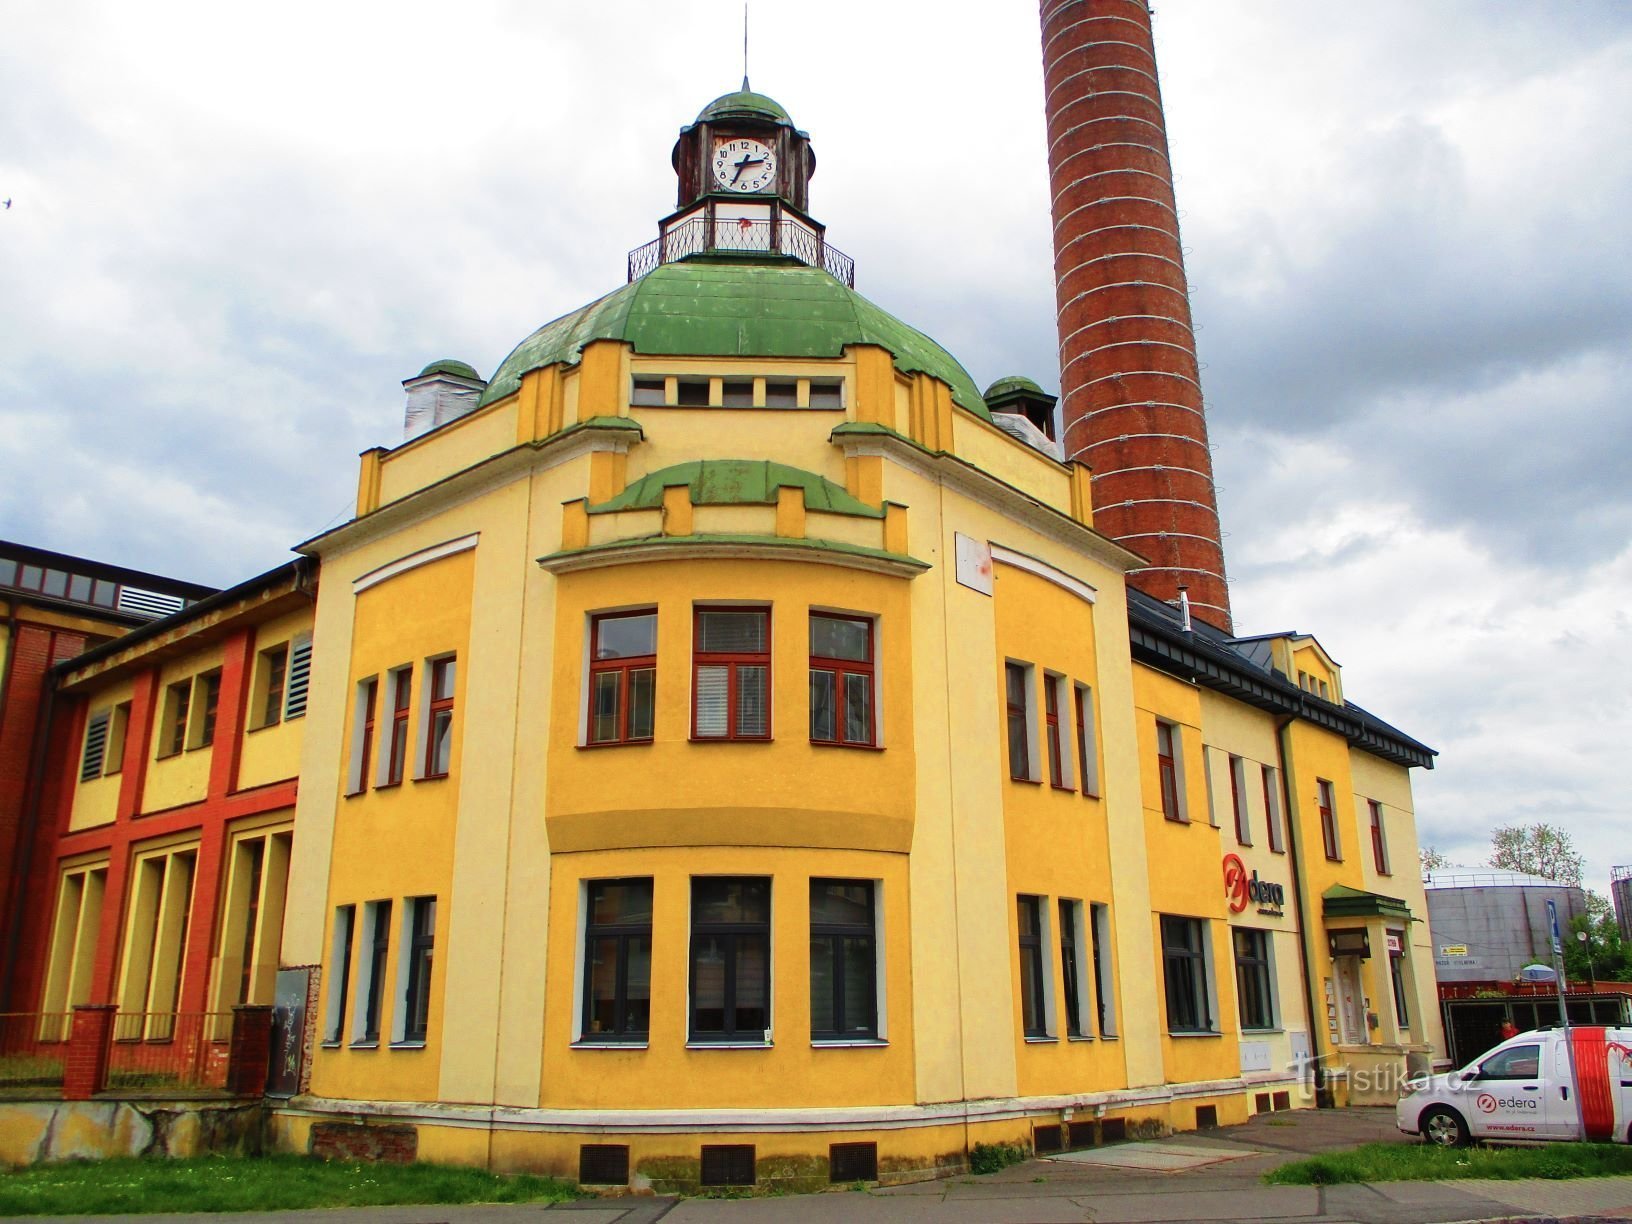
[1040,0,1232,631]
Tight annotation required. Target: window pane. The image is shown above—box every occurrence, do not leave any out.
[809,381,843,409]
[699,610,766,653]
[841,936,874,1033]
[42,569,68,597]
[429,710,453,775]
[587,937,620,1034]
[68,573,93,601]
[627,668,655,740]
[810,669,836,741]
[722,378,754,408]
[695,665,729,736]
[631,376,666,406]
[591,672,621,743]
[843,673,871,743]
[735,936,768,1030]
[0,559,15,586]
[590,880,653,925]
[625,935,651,1033]
[597,614,656,660]
[810,937,835,1031]
[19,565,42,589]
[810,616,868,661]
[811,880,872,926]
[432,659,456,700]
[92,578,117,606]
[736,665,768,736]
[1006,663,1028,708]
[676,379,710,406]
[765,379,797,408]
[1019,945,1042,1033]
[692,936,726,1031]
[693,877,769,924]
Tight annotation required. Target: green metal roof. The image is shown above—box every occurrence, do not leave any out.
[1322,884,1414,920]
[479,259,990,421]
[539,533,927,573]
[418,358,480,380]
[695,89,792,126]
[984,375,1045,399]
[590,460,883,518]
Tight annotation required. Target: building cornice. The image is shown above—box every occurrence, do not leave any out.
[538,533,928,579]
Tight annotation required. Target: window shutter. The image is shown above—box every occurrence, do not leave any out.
[695,665,729,736]
[81,711,111,781]
[736,665,768,736]
[284,634,313,719]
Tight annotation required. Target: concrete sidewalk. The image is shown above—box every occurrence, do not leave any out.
[20,1109,1632,1222]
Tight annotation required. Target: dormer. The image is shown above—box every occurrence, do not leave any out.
[1232,631,1343,704]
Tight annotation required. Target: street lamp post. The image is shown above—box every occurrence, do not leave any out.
[1576,929,1597,993]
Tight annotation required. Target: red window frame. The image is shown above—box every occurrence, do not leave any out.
[356,678,378,792]
[1156,721,1181,821]
[588,612,657,746]
[1005,662,1031,781]
[385,669,412,786]
[1369,800,1390,874]
[1229,754,1249,845]
[1044,676,1065,788]
[808,613,874,747]
[162,681,190,757]
[423,657,456,778]
[198,671,222,747]
[1318,779,1340,860]
[262,646,288,728]
[691,607,771,741]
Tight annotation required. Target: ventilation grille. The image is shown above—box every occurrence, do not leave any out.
[1067,1121,1098,1149]
[117,587,186,619]
[1101,1118,1127,1143]
[284,634,313,719]
[1196,1105,1219,1129]
[1033,1123,1063,1153]
[579,1144,629,1186]
[700,1144,755,1187]
[80,711,110,781]
[829,1141,877,1183]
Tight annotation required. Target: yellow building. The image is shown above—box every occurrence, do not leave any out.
[255,90,1443,1191]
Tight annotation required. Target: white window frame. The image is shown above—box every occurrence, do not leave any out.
[1072,682,1099,797]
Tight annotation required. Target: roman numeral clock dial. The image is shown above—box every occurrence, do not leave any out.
[712,138,777,193]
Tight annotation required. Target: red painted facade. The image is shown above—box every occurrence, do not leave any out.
[1039,0,1232,630]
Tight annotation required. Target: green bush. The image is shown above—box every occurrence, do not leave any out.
[969,1142,1029,1175]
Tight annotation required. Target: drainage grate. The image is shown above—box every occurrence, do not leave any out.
[700,1144,756,1187]
[579,1144,629,1186]
[829,1141,878,1183]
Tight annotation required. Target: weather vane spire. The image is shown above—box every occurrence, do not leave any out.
[742,2,750,91]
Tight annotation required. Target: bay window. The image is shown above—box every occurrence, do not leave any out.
[693,608,770,740]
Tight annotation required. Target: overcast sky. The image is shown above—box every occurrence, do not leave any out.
[3,2,1628,893]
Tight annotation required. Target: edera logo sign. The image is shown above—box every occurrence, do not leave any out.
[1477,1093,1498,1114]
[1222,854,1286,915]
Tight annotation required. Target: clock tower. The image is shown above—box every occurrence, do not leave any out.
[629,85,849,285]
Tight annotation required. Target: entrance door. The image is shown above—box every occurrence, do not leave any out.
[1335,956,1367,1045]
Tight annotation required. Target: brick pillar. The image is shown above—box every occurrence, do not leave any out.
[1040,0,1232,630]
[62,1003,116,1100]
[227,1004,273,1096]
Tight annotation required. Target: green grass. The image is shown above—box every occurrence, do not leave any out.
[1267,1141,1632,1186]
[968,1141,1029,1175]
[0,1154,579,1216]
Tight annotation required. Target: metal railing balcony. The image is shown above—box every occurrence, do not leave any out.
[629,216,855,287]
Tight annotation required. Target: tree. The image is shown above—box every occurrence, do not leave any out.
[1419,846,1450,874]
[1487,822,1583,886]
[1563,901,1631,984]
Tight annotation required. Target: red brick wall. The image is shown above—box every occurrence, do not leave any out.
[311,1122,419,1163]
[1040,0,1232,631]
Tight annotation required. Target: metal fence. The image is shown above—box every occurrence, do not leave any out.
[0,1012,70,1092]
[627,217,855,287]
[105,1011,232,1093]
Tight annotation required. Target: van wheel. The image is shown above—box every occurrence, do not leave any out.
[1421,1106,1469,1148]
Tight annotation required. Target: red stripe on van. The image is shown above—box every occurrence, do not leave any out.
[1570,1027,1615,1142]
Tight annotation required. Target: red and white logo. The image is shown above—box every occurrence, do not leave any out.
[1476,1093,1498,1114]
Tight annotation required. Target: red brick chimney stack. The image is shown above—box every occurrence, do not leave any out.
[1040,0,1232,632]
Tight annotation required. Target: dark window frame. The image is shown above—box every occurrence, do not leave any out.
[355,677,378,794]
[1005,662,1032,782]
[361,900,393,1044]
[1233,927,1275,1031]
[809,878,878,1041]
[1058,899,1085,1038]
[688,877,772,1042]
[161,680,191,757]
[1229,754,1250,845]
[581,878,654,1043]
[1017,895,1048,1038]
[1318,778,1341,861]
[329,904,355,1043]
[1044,676,1066,788]
[1156,721,1182,821]
[384,669,412,786]
[423,657,456,778]
[1369,800,1390,875]
[1389,941,1411,1028]
[261,645,289,729]
[402,896,437,1042]
[1161,914,1213,1033]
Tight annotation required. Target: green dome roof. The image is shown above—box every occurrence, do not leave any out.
[479,260,989,421]
[984,375,1047,399]
[695,88,792,126]
[418,358,480,380]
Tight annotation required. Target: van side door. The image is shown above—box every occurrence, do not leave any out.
[1544,1038,1583,1141]
[1467,1042,1550,1141]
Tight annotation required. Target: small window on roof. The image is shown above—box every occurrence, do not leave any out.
[808,380,843,410]
[631,376,666,406]
[722,378,755,408]
[765,379,798,408]
[676,378,710,407]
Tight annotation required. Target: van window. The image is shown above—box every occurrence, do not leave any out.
[1479,1043,1541,1080]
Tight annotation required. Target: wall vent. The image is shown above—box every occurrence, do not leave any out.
[829,1141,878,1183]
[699,1144,756,1187]
[578,1144,629,1186]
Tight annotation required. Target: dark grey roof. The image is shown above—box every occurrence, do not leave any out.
[1125,588,1436,769]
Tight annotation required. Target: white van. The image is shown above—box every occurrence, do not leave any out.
[1397,1025,1632,1147]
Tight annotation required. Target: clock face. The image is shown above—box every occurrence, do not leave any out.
[712,137,777,193]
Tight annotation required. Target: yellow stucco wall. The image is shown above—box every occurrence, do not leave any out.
[143,644,226,812]
[67,677,136,830]
[236,607,315,789]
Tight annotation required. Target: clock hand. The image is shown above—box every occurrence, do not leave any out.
[729,153,765,185]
